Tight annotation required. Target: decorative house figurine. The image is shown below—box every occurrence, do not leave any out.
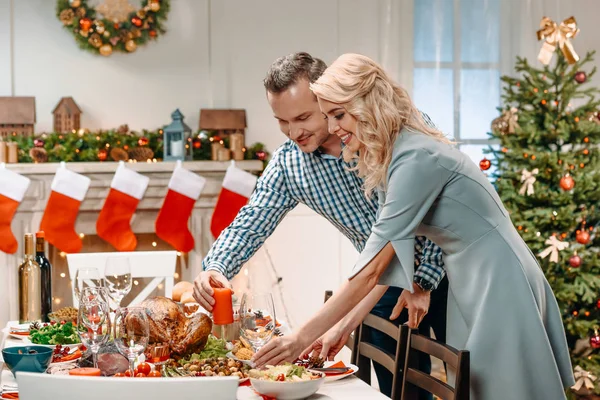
[0,97,36,138]
[163,109,193,161]
[199,109,247,160]
[53,97,82,133]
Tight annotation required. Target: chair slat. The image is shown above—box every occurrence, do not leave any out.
[410,334,460,369]
[358,342,396,373]
[362,313,400,341]
[406,368,456,400]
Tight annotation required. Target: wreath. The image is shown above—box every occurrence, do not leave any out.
[56,0,169,56]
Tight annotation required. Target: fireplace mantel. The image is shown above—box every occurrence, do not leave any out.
[0,160,263,326]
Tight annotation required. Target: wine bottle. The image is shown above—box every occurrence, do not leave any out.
[18,233,42,324]
[36,231,52,322]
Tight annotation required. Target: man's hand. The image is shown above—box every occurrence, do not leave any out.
[389,283,431,328]
[193,270,232,312]
[301,323,350,361]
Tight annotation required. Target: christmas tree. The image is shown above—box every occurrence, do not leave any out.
[485,21,600,397]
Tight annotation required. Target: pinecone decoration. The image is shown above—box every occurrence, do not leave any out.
[117,124,130,134]
[110,147,129,161]
[29,147,48,163]
[128,147,154,161]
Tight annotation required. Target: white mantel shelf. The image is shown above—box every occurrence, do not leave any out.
[0,160,263,326]
[5,160,263,174]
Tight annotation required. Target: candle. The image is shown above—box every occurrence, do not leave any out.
[212,288,234,325]
[170,139,183,158]
[0,141,6,163]
[211,141,223,160]
[230,133,244,151]
[7,142,18,163]
[217,148,231,161]
[231,149,244,161]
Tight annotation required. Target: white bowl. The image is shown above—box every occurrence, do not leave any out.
[250,373,325,400]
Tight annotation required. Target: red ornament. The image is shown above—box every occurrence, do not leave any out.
[138,137,149,146]
[569,255,581,268]
[98,149,108,162]
[597,299,600,309]
[33,138,45,148]
[79,17,92,32]
[256,150,266,161]
[114,23,120,29]
[479,158,491,171]
[576,231,591,245]
[131,17,143,28]
[192,139,201,149]
[559,175,575,191]
[149,30,157,38]
[590,331,600,349]
[574,71,587,84]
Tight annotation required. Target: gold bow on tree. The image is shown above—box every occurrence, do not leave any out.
[492,107,519,135]
[539,235,569,263]
[572,366,597,392]
[537,16,580,65]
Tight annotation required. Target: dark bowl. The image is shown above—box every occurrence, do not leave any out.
[2,346,53,375]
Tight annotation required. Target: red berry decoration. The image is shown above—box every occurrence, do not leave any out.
[479,158,491,171]
[576,231,590,245]
[569,254,581,268]
[559,175,575,191]
[597,299,600,309]
[574,71,587,84]
[590,330,600,349]
[79,17,92,32]
[131,17,143,27]
[149,30,157,38]
[256,150,267,161]
[138,137,149,146]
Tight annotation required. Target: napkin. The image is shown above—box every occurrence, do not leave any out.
[0,368,17,392]
[325,361,354,376]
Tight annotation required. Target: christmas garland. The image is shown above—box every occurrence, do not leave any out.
[4,128,269,170]
[56,0,169,56]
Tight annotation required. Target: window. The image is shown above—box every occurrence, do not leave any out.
[411,0,502,173]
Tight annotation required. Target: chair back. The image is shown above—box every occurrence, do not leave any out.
[324,290,359,364]
[401,326,470,400]
[67,251,177,307]
[355,313,408,400]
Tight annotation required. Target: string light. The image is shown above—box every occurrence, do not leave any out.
[583,149,589,155]
[174,272,180,279]
[573,310,578,316]
[60,273,66,278]
[60,252,66,258]
[54,298,62,305]
[531,155,536,160]
[158,283,164,290]
[79,233,85,238]
[176,252,182,257]
[541,100,547,105]
[574,117,580,122]
[534,88,539,93]
[152,242,157,247]
[134,280,139,286]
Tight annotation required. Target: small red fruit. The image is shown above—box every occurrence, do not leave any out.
[113,373,126,377]
[137,363,151,375]
[148,371,162,377]
[135,373,147,378]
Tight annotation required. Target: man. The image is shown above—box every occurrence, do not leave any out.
[193,52,448,398]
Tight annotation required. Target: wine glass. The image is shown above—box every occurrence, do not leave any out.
[74,267,104,304]
[114,307,150,377]
[103,257,132,310]
[239,293,277,352]
[77,288,111,368]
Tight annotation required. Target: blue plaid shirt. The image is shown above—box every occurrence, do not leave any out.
[203,142,446,290]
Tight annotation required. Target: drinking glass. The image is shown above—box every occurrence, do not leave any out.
[114,307,150,377]
[77,288,111,368]
[239,293,276,352]
[74,267,104,303]
[103,257,132,310]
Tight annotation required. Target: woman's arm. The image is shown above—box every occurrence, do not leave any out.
[252,243,396,367]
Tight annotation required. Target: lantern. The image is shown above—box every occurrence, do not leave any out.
[163,109,193,161]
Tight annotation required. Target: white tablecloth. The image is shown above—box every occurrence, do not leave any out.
[1,322,388,400]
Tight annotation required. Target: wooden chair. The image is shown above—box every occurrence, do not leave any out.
[355,313,408,400]
[401,326,470,400]
[324,290,359,364]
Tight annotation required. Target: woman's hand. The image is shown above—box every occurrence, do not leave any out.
[301,323,350,361]
[252,333,307,369]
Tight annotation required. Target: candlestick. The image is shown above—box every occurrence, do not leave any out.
[230,133,245,151]
[232,149,244,161]
[7,142,18,163]
[211,141,223,160]
[217,148,231,161]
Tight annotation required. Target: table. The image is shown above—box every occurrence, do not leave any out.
[1,321,389,400]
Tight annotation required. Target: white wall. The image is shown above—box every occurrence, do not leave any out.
[1,0,599,334]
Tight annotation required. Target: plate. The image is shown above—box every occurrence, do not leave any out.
[315,362,359,382]
[20,337,81,349]
[226,351,253,367]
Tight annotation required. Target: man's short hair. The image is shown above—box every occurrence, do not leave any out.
[263,52,327,93]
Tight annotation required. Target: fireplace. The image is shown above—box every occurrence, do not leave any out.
[0,160,262,327]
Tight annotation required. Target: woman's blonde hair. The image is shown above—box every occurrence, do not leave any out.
[310,53,451,196]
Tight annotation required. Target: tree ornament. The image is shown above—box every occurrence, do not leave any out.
[491,107,519,135]
[479,158,491,171]
[149,1,161,12]
[560,174,575,191]
[94,20,105,34]
[29,148,48,163]
[79,17,92,31]
[576,230,591,245]
[125,40,137,52]
[110,147,128,162]
[149,30,157,38]
[519,168,538,196]
[597,299,600,310]
[88,33,103,48]
[131,16,143,27]
[97,148,108,161]
[590,330,600,349]
[138,137,149,146]
[569,254,582,268]
[539,235,569,263]
[99,44,113,56]
[256,150,267,161]
[192,138,202,149]
[59,9,75,25]
[574,71,587,84]
[69,0,82,7]
[33,138,45,148]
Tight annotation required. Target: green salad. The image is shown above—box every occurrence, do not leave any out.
[178,335,228,365]
[29,322,81,345]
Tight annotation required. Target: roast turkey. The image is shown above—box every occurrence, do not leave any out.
[129,296,212,356]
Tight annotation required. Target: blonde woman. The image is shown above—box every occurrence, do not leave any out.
[253,53,574,399]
